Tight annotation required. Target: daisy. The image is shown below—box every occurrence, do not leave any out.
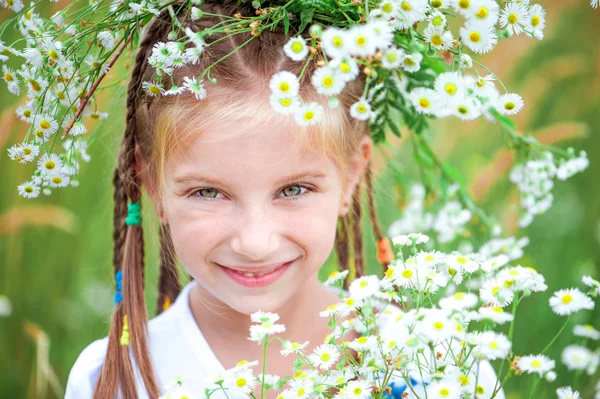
[269,93,300,115]
[347,24,377,57]
[184,27,206,50]
[249,321,285,336]
[37,153,63,174]
[379,0,397,18]
[371,21,394,50]
[380,47,405,69]
[428,10,448,28]
[472,331,511,360]
[311,66,345,96]
[329,56,359,83]
[500,2,528,35]
[182,76,207,100]
[449,95,482,120]
[395,0,429,24]
[556,386,581,399]
[97,30,115,50]
[223,368,257,395]
[33,114,59,138]
[473,306,514,324]
[435,72,466,103]
[466,0,500,26]
[392,265,419,288]
[349,99,373,121]
[251,311,279,324]
[321,27,349,59]
[142,81,164,97]
[323,270,349,286]
[257,374,280,388]
[460,53,473,69]
[561,345,594,371]
[582,275,600,295]
[349,275,380,299]
[392,233,429,246]
[164,85,185,96]
[229,360,259,373]
[497,93,524,115]
[18,180,41,199]
[460,22,498,54]
[308,344,340,371]
[319,303,342,318]
[447,252,479,273]
[159,387,197,399]
[423,25,454,51]
[293,102,324,126]
[426,380,461,399]
[573,324,600,340]
[348,335,377,352]
[517,354,555,376]
[184,47,202,64]
[344,379,372,399]
[401,52,423,72]
[480,254,509,273]
[526,4,546,32]
[2,65,20,95]
[479,277,514,307]
[439,292,479,310]
[549,288,594,316]
[269,71,300,98]
[16,101,35,123]
[452,0,475,16]
[419,309,455,342]
[84,55,111,75]
[280,340,309,356]
[48,173,71,188]
[284,35,309,61]
[429,0,451,10]
[591,0,599,8]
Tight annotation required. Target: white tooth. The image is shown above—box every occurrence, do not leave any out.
[242,272,255,277]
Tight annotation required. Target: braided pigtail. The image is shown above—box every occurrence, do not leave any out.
[351,177,365,279]
[156,223,181,315]
[94,11,176,399]
[365,161,393,270]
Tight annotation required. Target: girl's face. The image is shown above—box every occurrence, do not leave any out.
[144,116,371,315]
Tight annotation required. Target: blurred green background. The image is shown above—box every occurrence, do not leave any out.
[1,0,599,398]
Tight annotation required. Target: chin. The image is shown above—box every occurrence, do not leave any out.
[224,291,292,315]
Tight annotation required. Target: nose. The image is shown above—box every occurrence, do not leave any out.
[229,203,281,261]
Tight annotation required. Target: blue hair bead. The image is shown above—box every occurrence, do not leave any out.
[125,202,141,225]
[114,270,123,304]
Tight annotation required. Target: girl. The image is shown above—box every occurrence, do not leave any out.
[65,1,503,398]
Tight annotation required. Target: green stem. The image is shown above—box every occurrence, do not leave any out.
[541,315,571,355]
[527,377,540,399]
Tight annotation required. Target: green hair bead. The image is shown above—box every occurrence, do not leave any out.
[125,202,141,225]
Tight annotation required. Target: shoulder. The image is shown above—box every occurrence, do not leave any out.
[65,337,109,399]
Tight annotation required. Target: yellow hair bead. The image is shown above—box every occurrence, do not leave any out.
[162,295,171,311]
[120,314,130,346]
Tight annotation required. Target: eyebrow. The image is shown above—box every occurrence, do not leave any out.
[172,171,328,186]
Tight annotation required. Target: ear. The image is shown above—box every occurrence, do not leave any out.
[134,145,168,224]
[339,135,373,217]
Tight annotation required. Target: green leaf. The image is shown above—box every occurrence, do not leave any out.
[293,358,304,371]
[387,120,403,138]
[283,10,290,35]
[328,317,336,329]
[298,8,315,34]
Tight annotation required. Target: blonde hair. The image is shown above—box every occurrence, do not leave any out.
[96,1,392,398]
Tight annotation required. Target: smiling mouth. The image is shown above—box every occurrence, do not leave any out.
[217,259,297,287]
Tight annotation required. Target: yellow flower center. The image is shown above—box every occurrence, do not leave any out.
[433,321,444,330]
[445,83,457,95]
[405,58,415,66]
[23,148,32,155]
[303,111,314,121]
[476,7,488,18]
[356,36,366,46]
[328,271,339,279]
[454,292,465,300]
[491,286,500,296]
[149,85,161,95]
[431,35,443,46]
[382,3,392,12]
[531,360,541,368]
[25,186,33,193]
[279,82,290,92]
[458,375,469,385]
[459,0,469,9]
[322,76,334,87]
[4,72,13,82]
[386,52,397,62]
[401,1,412,11]
[419,98,430,108]
[340,63,350,73]
[432,16,444,26]
[353,388,363,395]
[504,102,515,110]
[333,37,343,47]
[52,177,62,184]
[45,161,55,170]
[385,268,394,278]
[236,378,246,387]
[469,32,481,43]
[431,0,442,7]
[489,341,499,349]
[297,388,306,396]
[49,49,59,60]
[561,294,573,304]
[360,280,368,287]
[458,106,468,114]
[402,269,413,278]
[508,13,518,24]
[358,337,368,344]
[477,386,485,394]
[531,15,540,26]
[24,110,31,117]
[440,388,450,396]
[279,98,291,107]
[320,353,331,361]
[291,41,304,53]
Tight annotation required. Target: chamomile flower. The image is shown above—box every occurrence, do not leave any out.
[349,99,373,121]
[424,25,454,50]
[320,303,342,318]
[142,81,164,97]
[439,292,479,310]
[448,252,479,273]
[284,35,309,61]
[159,387,197,399]
[324,270,349,286]
[472,331,512,360]
[428,10,448,28]
[472,306,514,324]
[561,345,595,371]
[450,95,482,120]
[500,2,528,35]
[279,341,310,359]
[344,379,372,399]
[321,27,349,59]
[419,309,454,342]
[347,24,377,57]
[371,21,394,50]
[379,0,398,18]
[18,180,41,199]
[381,47,405,69]
[435,72,466,102]
[497,93,524,115]
[269,93,300,115]
[223,368,256,394]
[395,0,429,24]
[480,254,509,273]
[2,65,20,95]
[401,52,423,72]
[573,324,600,340]
[182,76,207,100]
[329,56,359,83]
[294,102,324,126]
[349,275,380,299]
[37,153,63,174]
[517,354,556,376]
[453,0,475,16]
[480,277,514,307]
[164,85,185,96]
[97,30,115,50]
[312,66,345,96]
[392,233,430,245]
[591,0,599,8]
[427,380,461,399]
[392,265,419,288]
[549,288,594,316]
[308,344,340,371]
[270,71,300,98]
[526,4,546,32]
[582,275,600,295]
[556,386,581,399]
[251,311,279,324]
[460,22,498,54]
[48,173,71,188]
[460,53,473,69]
[466,0,500,26]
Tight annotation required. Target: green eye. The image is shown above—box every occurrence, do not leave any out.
[282,185,303,197]
[197,188,218,198]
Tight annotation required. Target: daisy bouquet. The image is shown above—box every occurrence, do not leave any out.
[0,0,590,235]
[158,233,599,399]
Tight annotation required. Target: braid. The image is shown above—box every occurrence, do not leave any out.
[95,10,176,399]
[334,215,350,285]
[351,178,365,279]
[156,223,181,316]
[365,161,393,270]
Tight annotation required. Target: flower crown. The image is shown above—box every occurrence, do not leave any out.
[1,0,591,232]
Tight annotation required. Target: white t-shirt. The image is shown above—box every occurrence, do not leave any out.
[65,279,504,399]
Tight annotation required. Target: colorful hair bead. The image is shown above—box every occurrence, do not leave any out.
[114,270,123,304]
[125,201,141,225]
[120,314,130,346]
